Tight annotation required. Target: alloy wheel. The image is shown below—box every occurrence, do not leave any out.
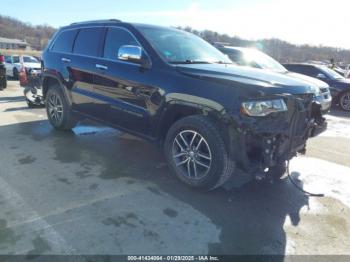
[340,92,350,111]
[47,93,64,124]
[172,130,212,180]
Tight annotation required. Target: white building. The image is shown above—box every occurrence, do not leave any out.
[0,37,29,50]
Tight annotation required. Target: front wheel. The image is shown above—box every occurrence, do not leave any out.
[339,91,350,111]
[164,115,235,191]
[46,85,77,130]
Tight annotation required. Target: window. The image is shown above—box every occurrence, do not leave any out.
[73,28,104,57]
[13,56,20,63]
[52,30,77,53]
[23,56,39,63]
[5,56,12,64]
[103,27,139,60]
[136,26,232,64]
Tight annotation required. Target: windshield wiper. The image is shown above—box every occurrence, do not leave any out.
[213,61,233,65]
[170,60,213,64]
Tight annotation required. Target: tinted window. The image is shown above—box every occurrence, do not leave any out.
[52,30,77,53]
[103,27,139,60]
[13,56,20,63]
[73,28,104,57]
[5,56,12,63]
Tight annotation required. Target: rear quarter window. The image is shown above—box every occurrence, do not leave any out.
[52,29,78,53]
[73,28,104,57]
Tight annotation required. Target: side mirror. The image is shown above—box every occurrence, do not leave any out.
[118,45,150,69]
[316,73,327,79]
[118,45,143,62]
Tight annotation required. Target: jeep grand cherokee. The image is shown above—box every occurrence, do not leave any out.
[42,20,326,190]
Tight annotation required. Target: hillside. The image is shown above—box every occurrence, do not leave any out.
[0,15,56,50]
[1,15,350,64]
[180,27,350,64]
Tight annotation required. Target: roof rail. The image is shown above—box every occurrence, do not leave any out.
[70,19,122,25]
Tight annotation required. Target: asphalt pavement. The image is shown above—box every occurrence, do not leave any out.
[0,81,349,257]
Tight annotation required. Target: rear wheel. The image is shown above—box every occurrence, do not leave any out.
[339,91,350,111]
[0,77,6,89]
[46,85,77,130]
[13,68,19,80]
[164,115,235,191]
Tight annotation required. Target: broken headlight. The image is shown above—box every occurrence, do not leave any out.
[241,99,288,117]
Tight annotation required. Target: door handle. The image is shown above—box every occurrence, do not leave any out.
[61,58,71,63]
[96,64,108,70]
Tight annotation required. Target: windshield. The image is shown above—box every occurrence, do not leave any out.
[23,56,39,63]
[137,26,232,64]
[320,66,344,80]
[238,49,287,72]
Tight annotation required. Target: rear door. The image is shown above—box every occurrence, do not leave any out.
[70,27,105,116]
[92,27,154,134]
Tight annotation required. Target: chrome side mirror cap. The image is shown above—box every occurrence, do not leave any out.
[118,45,142,63]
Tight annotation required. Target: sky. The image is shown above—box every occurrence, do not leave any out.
[1,0,350,49]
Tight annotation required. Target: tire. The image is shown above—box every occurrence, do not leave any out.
[46,85,77,130]
[339,91,350,111]
[268,162,288,181]
[13,68,19,80]
[26,98,37,108]
[0,77,6,89]
[164,115,235,191]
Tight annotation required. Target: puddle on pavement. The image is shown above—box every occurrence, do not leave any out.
[72,125,119,137]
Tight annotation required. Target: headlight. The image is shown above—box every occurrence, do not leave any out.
[241,99,288,117]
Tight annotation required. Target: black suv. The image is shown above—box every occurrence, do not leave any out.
[42,20,325,190]
[284,63,350,111]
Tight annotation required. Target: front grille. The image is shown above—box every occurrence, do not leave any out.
[320,88,329,93]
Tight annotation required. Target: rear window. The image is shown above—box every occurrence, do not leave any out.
[73,28,104,57]
[52,30,77,53]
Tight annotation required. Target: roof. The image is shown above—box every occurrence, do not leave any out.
[0,37,27,45]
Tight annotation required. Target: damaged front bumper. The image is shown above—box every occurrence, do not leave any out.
[227,94,327,181]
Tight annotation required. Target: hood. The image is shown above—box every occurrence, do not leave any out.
[176,63,315,95]
[334,78,350,85]
[285,72,329,88]
[23,62,41,69]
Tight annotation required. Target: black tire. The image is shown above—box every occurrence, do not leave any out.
[0,77,6,89]
[338,91,350,111]
[164,115,235,191]
[26,98,37,108]
[13,68,19,80]
[268,162,288,181]
[46,85,77,130]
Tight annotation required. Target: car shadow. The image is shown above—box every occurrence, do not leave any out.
[329,109,350,118]
[0,96,25,103]
[11,120,309,257]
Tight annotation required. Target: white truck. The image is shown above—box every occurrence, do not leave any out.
[4,55,41,79]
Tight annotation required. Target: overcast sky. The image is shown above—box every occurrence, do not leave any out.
[1,0,349,49]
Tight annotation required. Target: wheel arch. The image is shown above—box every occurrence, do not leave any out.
[155,98,233,147]
[42,75,72,106]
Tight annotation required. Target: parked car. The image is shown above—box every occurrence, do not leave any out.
[5,55,41,80]
[216,46,332,113]
[42,20,326,190]
[345,64,350,78]
[284,63,350,111]
[0,54,7,90]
